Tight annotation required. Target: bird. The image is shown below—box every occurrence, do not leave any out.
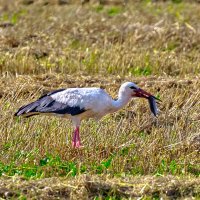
[14,82,160,148]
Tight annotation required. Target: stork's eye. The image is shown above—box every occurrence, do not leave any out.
[130,86,137,90]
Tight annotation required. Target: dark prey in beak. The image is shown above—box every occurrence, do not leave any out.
[134,88,161,116]
[148,96,158,116]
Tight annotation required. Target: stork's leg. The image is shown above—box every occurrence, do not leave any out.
[72,126,81,148]
[76,127,81,146]
[72,128,77,147]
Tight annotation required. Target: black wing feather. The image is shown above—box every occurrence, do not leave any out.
[38,89,66,99]
[14,89,86,117]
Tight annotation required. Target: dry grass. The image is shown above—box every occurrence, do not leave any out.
[0,1,200,76]
[0,0,200,198]
[0,175,199,199]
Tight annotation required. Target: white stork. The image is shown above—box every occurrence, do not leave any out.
[14,82,160,148]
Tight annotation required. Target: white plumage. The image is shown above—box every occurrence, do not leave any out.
[15,82,160,148]
[51,88,113,119]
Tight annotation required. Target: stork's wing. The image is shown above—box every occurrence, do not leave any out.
[14,88,87,117]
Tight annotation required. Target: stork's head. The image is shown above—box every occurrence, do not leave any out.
[119,82,160,116]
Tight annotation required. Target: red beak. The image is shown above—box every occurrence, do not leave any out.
[134,88,160,101]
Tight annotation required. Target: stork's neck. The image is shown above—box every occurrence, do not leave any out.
[111,92,132,111]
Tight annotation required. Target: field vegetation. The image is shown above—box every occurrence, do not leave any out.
[0,0,199,199]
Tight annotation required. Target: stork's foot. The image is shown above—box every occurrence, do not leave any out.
[72,126,84,148]
[72,141,84,148]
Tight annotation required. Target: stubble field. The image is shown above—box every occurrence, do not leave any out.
[0,0,199,199]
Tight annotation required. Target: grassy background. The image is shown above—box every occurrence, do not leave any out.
[0,0,199,199]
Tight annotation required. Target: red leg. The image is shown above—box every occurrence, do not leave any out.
[72,128,77,148]
[76,127,81,147]
[72,127,82,148]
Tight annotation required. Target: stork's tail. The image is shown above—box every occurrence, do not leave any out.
[14,101,39,118]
